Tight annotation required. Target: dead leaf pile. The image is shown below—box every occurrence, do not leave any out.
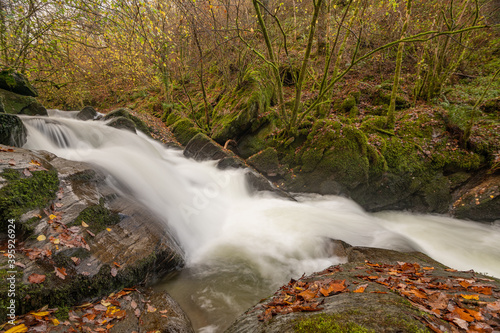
[355,261,500,332]
[257,276,348,321]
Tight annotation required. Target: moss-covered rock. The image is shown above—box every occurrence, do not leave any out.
[0,88,47,115]
[211,69,275,144]
[103,108,150,135]
[480,97,500,114]
[247,147,280,177]
[171,118,201,146]
[0,114,27,147]
[165,113,182,126]
[76,106,97,121]
[0,69,38,97]
[0,148,184,322]
[0,168,59,235]
[106,116,137,133]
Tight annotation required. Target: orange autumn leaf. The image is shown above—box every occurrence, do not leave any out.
[55,267,67,280]
[353,284,368,293]
[453,307,474,322]
[459,281,471,288]
[471,286,492,295]
[299,289,317,300]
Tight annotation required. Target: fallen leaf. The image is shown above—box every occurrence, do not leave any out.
[71,257,80,265]
[4,324,28,333]
[353,284,368,293]
[8,159,16,166]
[131,300,137,309]
[55,267,67,280]
[445,268,457,272]
[23,169,32,177]
[471,286,492,295]
[147,304,157,313]
[82,221,89,228]
[49,214,57,220]
[86,230,95,237]
[52,318,60,326]
[486,300,500,312]
[30,311,50,317]
[111,267,118,277]
[37,235,46,241]
[113,262,121,268]
[28,273,46,284]
[94,304,107,311]
[299,289,317,300]
[159,309,168,314]
[30,159,41,166]
[460,294,479,300]
[135,308,141,318]
[106,228,111,232]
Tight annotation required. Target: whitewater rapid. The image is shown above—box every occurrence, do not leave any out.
[21,113,500,332]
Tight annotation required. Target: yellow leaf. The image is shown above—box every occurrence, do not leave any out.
[82,221,89,227]
[49,214,57,220]
[52,238,60,245]
[106,228,111,232]
[30,311,50,317]
[101,300,111,307]
[461,294,479,300]
[52,318,60,326]
[5,324,28,333]
[37,235,46,241]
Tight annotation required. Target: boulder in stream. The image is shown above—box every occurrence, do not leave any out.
[225,242,500,333]
[0,114,27,147]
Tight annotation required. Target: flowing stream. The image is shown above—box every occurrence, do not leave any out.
[21,113,500,332]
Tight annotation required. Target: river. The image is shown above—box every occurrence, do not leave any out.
[21,112,500,332]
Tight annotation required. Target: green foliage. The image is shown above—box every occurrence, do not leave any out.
[0,168,59,234]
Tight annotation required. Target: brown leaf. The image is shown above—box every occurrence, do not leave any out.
[134,308,141,318]
[486,300,500,312]
[93,304,107,312]
[113,262,121,268]
[23,169,32,177]
[55,267,67,280]
[111,267,118,277]
[130,300,137,309]
[146,304,156,313]
[28,273,46,284]
[452,307,474,322]
[8,159,16,166]
[86,230,95,237]
[471,286,492,295]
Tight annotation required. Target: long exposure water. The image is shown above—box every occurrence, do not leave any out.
[21,113,500,332]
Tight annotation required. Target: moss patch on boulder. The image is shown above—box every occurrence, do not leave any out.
[171,118,202,146]
[103,108,150,135]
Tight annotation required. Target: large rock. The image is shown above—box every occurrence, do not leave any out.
[184,133,294,199]
[0,69,38,97]
[0,114,27,147]
[0,88,47,115]
[226,243,500,333]
[106,116,137,133]
[0,146,184,322]
[103,108,150,136]
[76,105,97,120]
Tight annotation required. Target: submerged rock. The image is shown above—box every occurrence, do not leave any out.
[0,146,184,322]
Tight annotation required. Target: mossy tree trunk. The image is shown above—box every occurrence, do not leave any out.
[387,0,412,130]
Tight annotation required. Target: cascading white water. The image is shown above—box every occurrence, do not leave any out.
[21,113,500,332]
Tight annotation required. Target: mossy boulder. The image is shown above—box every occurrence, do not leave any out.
[247,147,280,177]
[372,84,410,110]
[103,108,150,135]
[76,105,97,121]
[0,114,27,147]
[171,118,202,146]
[0,88,47,115]
[0,148,184,322]
[480,97,500,114]
[282,120,371,194]
[106,116,137,133]
[0,69,38,97]
[211,69,275,144]
[237,119,276,159]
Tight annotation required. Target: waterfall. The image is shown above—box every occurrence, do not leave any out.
[21,112,500,332]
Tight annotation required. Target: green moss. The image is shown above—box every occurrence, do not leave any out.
[171,118,201,146]
[165,113,181,126]
[247,147,279,175]
[211,68,275,144]
[360,116,389,134]
[69,199,120,235]
[383,137,426,174]
[0,168,59,234]
[294,314,374,333]
[339,95,357,113]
